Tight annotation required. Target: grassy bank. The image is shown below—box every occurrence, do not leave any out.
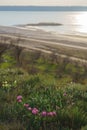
[0,43,87,130]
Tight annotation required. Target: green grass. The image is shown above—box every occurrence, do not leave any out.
[0,44,87,129]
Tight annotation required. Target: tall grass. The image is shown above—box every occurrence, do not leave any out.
[0,43,87,129]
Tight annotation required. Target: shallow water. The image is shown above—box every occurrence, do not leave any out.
[0,11,87,35]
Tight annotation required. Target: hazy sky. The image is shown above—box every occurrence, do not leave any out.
[0,0,87,6]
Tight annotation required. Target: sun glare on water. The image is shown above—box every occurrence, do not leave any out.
[75,12,87,34]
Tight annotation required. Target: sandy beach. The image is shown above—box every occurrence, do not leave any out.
[0,25,87,63]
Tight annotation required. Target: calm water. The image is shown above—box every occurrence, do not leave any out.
[0,11,87,35]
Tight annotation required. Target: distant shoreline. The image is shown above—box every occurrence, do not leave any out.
[0,6,87,11]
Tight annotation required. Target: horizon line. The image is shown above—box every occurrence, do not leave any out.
[0,5,87,7]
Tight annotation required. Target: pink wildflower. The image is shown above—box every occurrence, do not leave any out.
[17,99,22,103]
[27,107,32,111]
[32,108,39,115]
[63,92,67,96]
[17,95,22,102]
[41,111,47,116]
[24,104,29,108]
[52,111,56,116]
[47,112,54,116]
[17,95,22,100]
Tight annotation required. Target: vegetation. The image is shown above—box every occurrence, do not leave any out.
[0,42,87,130]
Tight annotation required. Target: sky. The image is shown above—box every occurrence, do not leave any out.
[0,0,87,6]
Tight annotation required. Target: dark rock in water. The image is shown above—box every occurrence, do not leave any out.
[26,22,62,26]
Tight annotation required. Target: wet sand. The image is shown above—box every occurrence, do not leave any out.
[0,25,87,63]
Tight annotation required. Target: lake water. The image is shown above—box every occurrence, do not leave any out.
[0,11,87,35]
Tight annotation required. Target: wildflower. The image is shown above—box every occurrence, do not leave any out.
[41,111,47,116]
[17,95,22,102]
[17,99,22,103]
[47,112,54,116]
[32,108,39,115]
[17,95,22,100]
[47,111,56,116]
[52,111,56,116]
[2,81,9,88]
[27,107,32,111]
[4,81,8,84]
[63,92,67,96]
[24,103,29,108]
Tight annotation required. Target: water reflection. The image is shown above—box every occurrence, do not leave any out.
[75,12,87,34]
